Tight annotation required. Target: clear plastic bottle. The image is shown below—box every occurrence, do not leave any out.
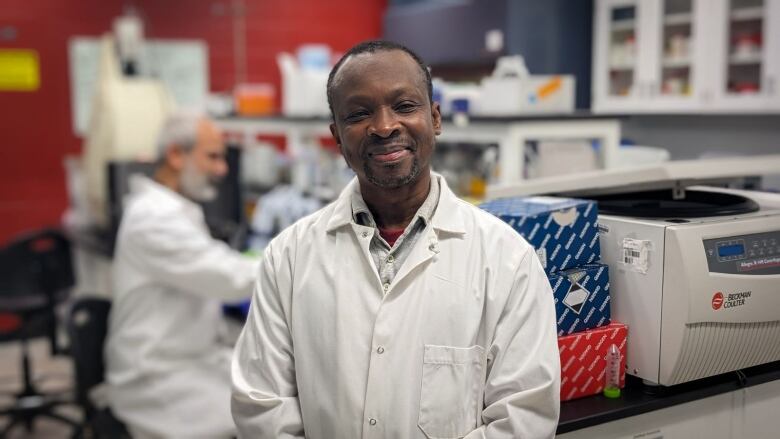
[603,344,622,398]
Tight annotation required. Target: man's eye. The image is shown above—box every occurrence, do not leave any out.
[396,102,419,113]
[345,111,369,122]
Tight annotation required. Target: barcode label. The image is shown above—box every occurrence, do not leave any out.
[624,249,641,263]
[621,238,651,274]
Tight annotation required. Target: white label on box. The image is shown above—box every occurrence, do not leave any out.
[527,196,569,205]
[536,247,547,269]
[621,238,651,274]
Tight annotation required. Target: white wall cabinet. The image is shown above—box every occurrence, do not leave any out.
[593,0,780,113]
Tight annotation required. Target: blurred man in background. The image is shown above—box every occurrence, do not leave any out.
[105,110,258,438]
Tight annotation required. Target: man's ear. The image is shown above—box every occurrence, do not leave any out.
[166,144,186,171]
[431,101,442,135]
[329,123,342,153]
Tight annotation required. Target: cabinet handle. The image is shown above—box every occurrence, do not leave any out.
[768,77,776,96]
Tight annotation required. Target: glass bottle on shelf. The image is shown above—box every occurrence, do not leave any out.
[608,5,637,96]
[660,0,694,96]
[726,0,764,94]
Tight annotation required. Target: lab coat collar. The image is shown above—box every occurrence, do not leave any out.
[129,174,203,220]
[325,172,466,235]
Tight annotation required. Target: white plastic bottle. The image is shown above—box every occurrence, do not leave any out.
[603,344,622,398]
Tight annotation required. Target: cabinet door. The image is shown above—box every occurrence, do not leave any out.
[644,0,705,111]
[711,0,778,111]
[765,0,780,109]
[593,0,646,112]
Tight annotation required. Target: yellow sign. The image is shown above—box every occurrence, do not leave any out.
[0,49,40,91]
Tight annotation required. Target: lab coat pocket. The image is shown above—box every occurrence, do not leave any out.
[418,344,484,439]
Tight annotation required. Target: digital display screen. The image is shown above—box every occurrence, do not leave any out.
[718,244,745,257]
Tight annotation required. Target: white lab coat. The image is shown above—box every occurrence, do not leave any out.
[232,174,560,439]
[106,176,258,438]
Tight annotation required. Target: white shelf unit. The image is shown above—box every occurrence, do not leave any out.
[664,12,693,24]
[612,19,638,31]
[729,52,764,65]
[662,56,692,68]
[610,61,637,70]
[730,6,764,20]
[593,0,780,113]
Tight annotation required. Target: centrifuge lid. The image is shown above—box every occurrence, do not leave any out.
[590,189,760,218]
[487,154,780,199]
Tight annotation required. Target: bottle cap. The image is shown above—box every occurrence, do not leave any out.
[603,386,621,399]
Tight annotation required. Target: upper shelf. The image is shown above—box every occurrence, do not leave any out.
[611,19,636,32]
[730,6,764,21]
[664,12,693,25]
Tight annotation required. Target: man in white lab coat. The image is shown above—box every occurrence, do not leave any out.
[106,111,258,438]
[232,41,560,438]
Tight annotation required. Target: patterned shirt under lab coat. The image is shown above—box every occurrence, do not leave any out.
[106,175,258,438]
[231,173,560,439]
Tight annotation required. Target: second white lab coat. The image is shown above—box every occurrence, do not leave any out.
[106,176,258,438]
[232,174,560,439]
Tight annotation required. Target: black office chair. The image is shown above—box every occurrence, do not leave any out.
[67,297,129,439]
[0,228,81,436]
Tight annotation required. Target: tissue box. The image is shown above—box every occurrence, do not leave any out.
[549,263,611,336]
[559,322,627,402]
[480,196,600,273]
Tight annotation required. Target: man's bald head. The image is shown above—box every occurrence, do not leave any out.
[326,40,432,120]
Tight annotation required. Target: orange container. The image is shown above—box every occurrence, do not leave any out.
[235,84,276,116]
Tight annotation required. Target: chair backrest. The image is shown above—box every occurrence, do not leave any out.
[67,297,111,412]
[0,229,74,353]
[0,228,75,298]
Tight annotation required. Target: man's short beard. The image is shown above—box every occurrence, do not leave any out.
[364,158,421,189]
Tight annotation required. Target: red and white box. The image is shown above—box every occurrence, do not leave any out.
[558,322,628,401]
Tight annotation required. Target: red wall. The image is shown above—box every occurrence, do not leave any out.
[0,0,386,244]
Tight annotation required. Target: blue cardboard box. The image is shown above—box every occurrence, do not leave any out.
[548,263,611,336]
[480,196,600,273]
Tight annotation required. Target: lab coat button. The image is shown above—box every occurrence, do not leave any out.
[362,231,370,238]
[377,346,384,354]
[387,254,394,263]
[382,283,390,292]
[369,418,377,426]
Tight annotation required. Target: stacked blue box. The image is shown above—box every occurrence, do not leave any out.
[548,263,611,336]
[481,196,610,335]
[480,196,600,273]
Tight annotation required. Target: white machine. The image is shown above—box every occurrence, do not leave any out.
[82,18,175,227]
[488,155,780,386]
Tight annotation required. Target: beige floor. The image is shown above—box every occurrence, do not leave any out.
[0,338,82,438]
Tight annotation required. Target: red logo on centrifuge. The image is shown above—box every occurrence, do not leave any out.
[712,292,724,310]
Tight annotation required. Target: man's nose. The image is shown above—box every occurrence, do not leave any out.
[215,158,228,177]
[367,107,400,139]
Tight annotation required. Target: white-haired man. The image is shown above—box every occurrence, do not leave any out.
[105,111,258,438]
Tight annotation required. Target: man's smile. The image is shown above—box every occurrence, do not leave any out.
[370,148,412,163]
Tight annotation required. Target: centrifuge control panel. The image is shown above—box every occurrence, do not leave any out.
[704,231,780,275]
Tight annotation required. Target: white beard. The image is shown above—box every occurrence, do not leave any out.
[180,159,219,202]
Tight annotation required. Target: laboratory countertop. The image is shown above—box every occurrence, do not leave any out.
[557,360,780,434]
